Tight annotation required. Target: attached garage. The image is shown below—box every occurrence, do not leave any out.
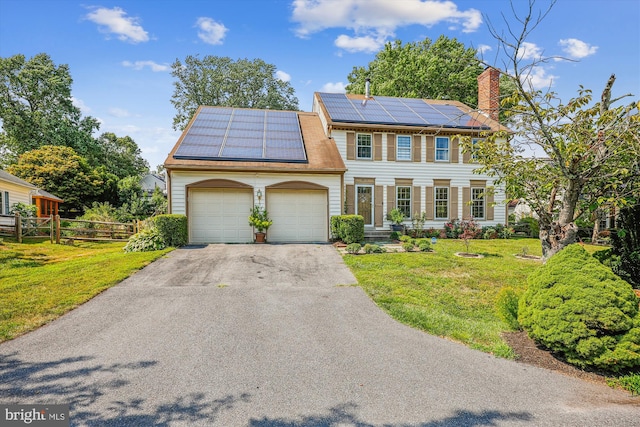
[267,184,328,242]
[188,187,253,243]
[165,107,346,244]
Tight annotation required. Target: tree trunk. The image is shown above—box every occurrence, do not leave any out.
[540,221,579,260]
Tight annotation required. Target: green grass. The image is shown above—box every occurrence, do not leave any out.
[0,238,173,342]
[607,374,640,395]
[344,238,604,358]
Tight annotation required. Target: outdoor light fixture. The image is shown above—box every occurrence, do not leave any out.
[257,189,262,201]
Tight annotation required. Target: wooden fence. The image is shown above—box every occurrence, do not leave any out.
[0,213,139,243]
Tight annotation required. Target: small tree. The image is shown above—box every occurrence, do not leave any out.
[464,0,640,260]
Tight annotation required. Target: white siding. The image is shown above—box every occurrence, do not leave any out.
[169,171,342,240]
[332,130,507,229]
[0,180,34,215]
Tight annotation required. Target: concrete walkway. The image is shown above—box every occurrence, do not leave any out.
[0,244,637,426]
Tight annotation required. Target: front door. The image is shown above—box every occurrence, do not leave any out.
[356,185,373,226]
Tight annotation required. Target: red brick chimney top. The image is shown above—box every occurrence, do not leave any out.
[478,67,500,122]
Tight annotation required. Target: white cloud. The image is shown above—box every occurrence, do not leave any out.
[477,44,492,55]
[71,97,91,114]
[122,60,170,72]
[85,7,149,43]
[291,0,482,53]
[517,42,543,60]
[276,70,291,82]
[559,38,598,59]
[521,66,557,90]
[195,17,228,45]
[108,108,130,118]
[335,34,385,53]
[320,82,346,93]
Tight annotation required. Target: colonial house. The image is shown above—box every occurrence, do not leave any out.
[312,67,508,231]
[164,67,508,243]
[0,169,63,218]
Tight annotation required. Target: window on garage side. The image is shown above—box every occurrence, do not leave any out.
[471,187,485,219]
[435,187,448,219]
[396,186,412,218]
[396,135,411,161]
[435,137,449,161]
[357,134,372,159]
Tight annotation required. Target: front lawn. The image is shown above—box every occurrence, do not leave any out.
[343,238,602,358]
[0,238,172,342]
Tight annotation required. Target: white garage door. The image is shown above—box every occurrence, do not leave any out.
[267,189,327,242]
[189,188,253,243]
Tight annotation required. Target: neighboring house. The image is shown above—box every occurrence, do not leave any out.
[312,67,509,231]
[140,173,166,196]
[164,67,509,243]
[0,169,63,218]
[164,110,346,243]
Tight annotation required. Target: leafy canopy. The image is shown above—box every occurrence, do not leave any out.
[462,0,640,259]
[8,145,103,213]
[170,55,299,130]
[0,53,100,162]
[346,36,484,107]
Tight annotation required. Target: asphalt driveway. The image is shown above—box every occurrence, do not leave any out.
[0,244,637,426]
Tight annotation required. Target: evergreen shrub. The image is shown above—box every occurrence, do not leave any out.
[152,214,187,247]
[518,244,640,373]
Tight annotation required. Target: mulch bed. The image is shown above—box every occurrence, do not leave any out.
[502,331,611,385]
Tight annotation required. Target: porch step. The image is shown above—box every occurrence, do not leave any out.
[364,230,393,242]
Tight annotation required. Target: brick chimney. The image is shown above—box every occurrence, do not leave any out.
[477,67,500,122]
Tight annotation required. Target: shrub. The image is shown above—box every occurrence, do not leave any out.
[444,219,461,238]
[425,228,440,238]
[152,214,187,247]
[496,287,522,331]
[398,235,414,244]
[124,228,166,252]
[330,215,364,244]
[610,205,640,289]
[418,241,431,252]
[363,243,385,254]
[518,217,539,238]
[346,243,361,254]
[389,231,401,241]
[402,242,414,252]
[518,244,640,373]
[482,227,498,239]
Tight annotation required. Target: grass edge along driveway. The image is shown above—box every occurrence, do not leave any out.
[0,239,173,342]
[343,238,591,358]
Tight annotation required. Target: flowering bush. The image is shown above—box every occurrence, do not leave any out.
[248,206,272,232]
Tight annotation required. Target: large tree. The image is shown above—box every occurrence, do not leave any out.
[346,36,484,107]
[8,145,104,214]
[465,0,640,260]
[170,56,299,130]
[0,53,100,162]
[94,132,149,179]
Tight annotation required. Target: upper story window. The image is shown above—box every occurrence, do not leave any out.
[435,137,449,162]
[471,187,485,219]
[356,134,372,159]
[471,138,482,162]
[396,186,412,218]
[396,135,411,161]
[435,187,449,219]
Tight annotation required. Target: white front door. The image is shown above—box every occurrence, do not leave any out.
[356,185,373,226]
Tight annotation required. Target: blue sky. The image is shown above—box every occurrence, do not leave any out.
[1,0,638,170]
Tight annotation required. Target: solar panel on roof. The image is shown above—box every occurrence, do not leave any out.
[319,93,490,130]
[173,107,307,163]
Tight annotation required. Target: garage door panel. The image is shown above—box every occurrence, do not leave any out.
[189,189,253,243]
[267,189,327,242]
